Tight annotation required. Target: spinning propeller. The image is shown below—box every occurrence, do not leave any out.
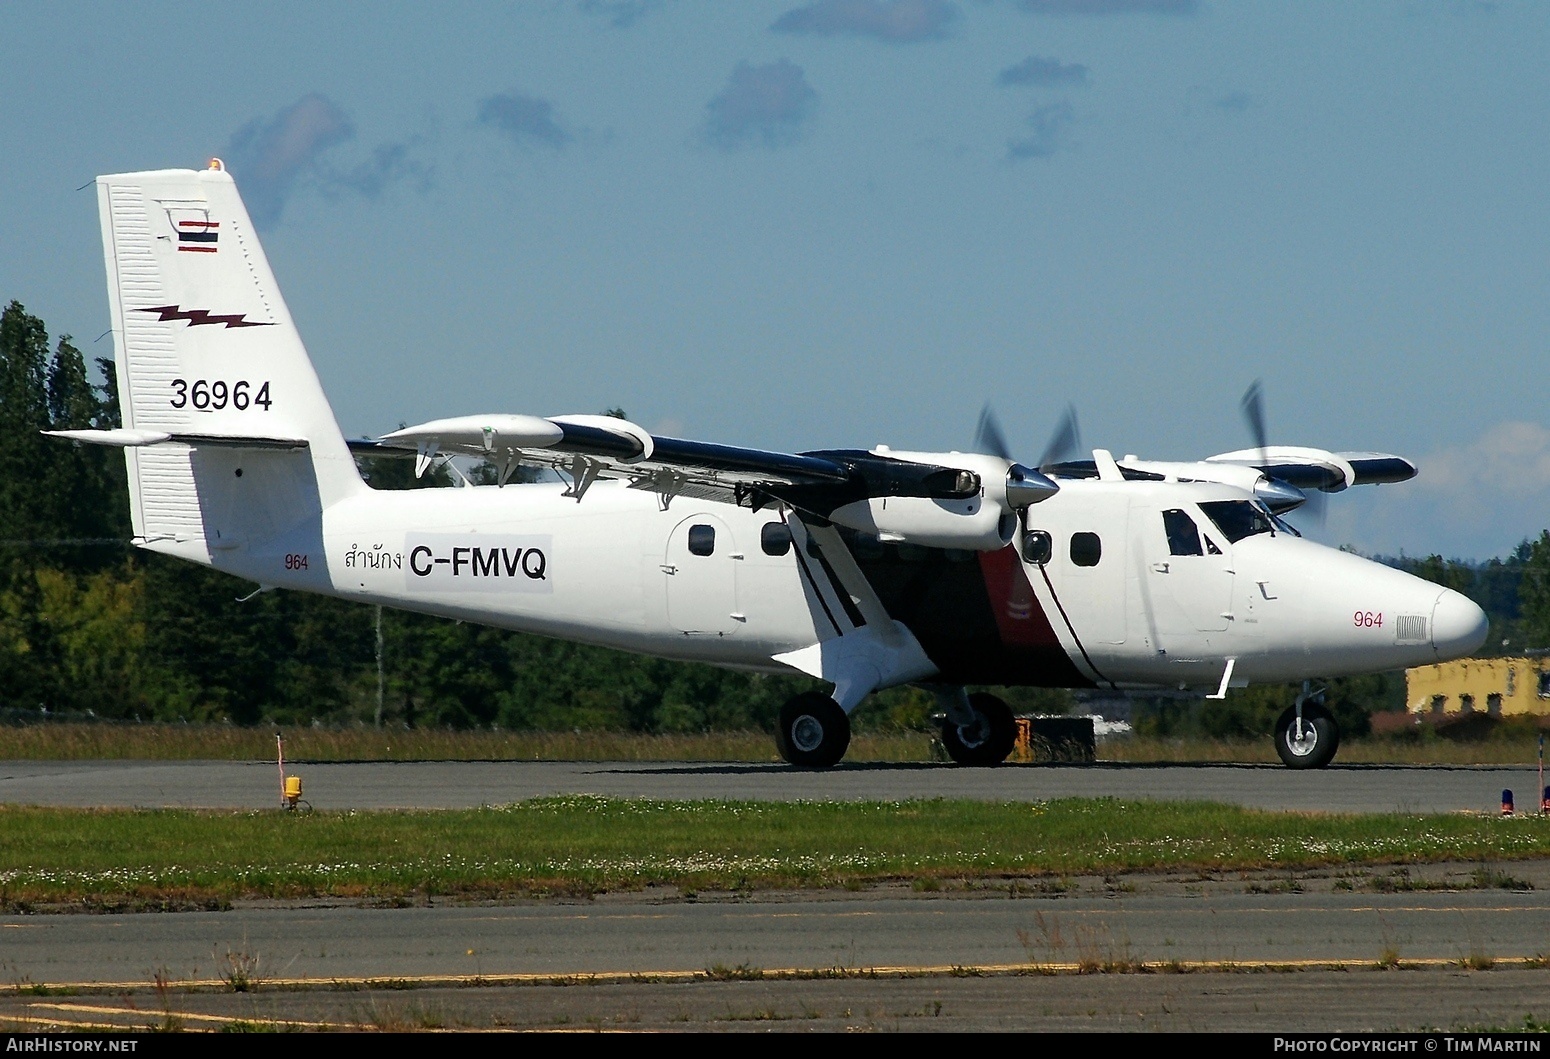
[1239,379,1325,527]
[973,405,1060,510]
[976,403,1083,472]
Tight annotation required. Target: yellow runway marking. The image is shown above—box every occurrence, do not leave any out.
[22,1001,338,1029]
[1,955,1546,995]
[993,904,1544,916]
[1,1015,124,1031]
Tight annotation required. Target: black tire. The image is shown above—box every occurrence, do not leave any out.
[941,692,1018,766]
[775,692,851,768]
[1274,702,1340,769]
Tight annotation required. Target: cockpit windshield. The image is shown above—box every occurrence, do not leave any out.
[1197,500,1275,544]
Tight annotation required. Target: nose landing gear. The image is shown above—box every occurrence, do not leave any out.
[1274,682,1339,769]
[775,691,851,768]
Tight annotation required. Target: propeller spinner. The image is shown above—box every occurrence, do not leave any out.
[974,405,1059,509]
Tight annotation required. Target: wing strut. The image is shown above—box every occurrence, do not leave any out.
[773,515,937,712]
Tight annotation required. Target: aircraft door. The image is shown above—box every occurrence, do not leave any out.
[1145,507,1233,635]
[1039,493,1131,647]
[663,514,741,635]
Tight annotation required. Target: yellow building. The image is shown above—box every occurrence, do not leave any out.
[1406,656,1550,718]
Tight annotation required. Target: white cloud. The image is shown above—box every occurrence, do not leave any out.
[477,92,573,149]
[226,95,354,228]
[1322,421,1550,560]
[700,60,818,151]
[772,0,958,42]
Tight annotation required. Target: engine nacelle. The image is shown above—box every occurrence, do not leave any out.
[830,494,1014,551]
[828,449,1040,551]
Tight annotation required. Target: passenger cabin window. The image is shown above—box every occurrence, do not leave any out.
[1023,529,1052,565]
[760,523,792,556]
[1162,509,1203,556]
[687,524,715,556]
[1070,532,1102,567]
[1197,500,1274,544]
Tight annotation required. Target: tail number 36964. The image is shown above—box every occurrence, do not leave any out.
[170,379,272,411]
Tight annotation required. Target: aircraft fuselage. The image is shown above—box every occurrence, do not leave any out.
[152,472,1484,698]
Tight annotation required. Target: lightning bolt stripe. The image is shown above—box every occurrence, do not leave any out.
[136,306,274,329]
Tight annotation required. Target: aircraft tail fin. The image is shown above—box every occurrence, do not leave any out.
[92,162,362,557]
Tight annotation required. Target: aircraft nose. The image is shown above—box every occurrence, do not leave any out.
[1431,589,1488,660]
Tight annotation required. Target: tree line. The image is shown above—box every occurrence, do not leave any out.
[3,299,1549,734]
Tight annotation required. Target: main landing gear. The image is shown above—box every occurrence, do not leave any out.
[774,687,1022,768]
[1274,682,1340,770]
[940,691,1018,766]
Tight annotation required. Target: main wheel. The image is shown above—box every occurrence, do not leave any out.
[941,692,1018,766]
[1274,702,1340,769]
[775,692,851,768]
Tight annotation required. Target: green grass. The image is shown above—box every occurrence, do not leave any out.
[0,725,922,763]
[1,797,1548,907]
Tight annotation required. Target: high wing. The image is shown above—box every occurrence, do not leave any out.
[348,413,1059,532]
[1039,446,1417,514]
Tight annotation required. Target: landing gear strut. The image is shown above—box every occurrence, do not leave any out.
[940,692,1018,766]
[1274,682,1339,769]
[775,691,851,768]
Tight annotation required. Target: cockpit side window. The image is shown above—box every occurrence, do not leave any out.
[1162,509,1203,556]
[1197,500,1274,544]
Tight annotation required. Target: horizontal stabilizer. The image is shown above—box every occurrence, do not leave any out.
[45,428,308,450]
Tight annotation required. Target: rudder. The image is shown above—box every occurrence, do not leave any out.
[94,162,362,555]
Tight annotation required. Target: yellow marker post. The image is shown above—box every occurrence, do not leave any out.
[277,733,305,810]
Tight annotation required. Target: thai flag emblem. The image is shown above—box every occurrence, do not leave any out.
[176,219,219,253]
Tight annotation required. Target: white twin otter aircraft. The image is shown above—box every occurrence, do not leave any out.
[53,163,1488,770]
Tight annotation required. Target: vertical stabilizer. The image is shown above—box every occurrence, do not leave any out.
[95,163,362,553]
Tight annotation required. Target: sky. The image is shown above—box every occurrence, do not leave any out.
[2,0,1547,561]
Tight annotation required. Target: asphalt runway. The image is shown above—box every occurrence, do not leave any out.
[4,863,1550,1031]
[0,758,1543,813]
[7,970,1550,1033]
[7,760,1549,1031]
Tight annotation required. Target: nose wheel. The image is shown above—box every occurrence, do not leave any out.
[1274,689,1339,769]
[775,692,851,768]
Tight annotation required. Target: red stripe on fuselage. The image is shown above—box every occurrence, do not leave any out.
[977,545,1064,649]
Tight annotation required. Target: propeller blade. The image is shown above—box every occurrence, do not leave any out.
[1241,379,1268,464]
[975,405,1012,461]
[1295,486,1328,531]
[1038,404,1082,471]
